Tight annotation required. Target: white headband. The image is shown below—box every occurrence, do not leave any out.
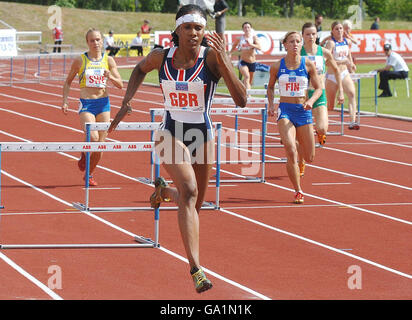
[175,13,206,28]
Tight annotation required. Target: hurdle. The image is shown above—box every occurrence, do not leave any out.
[329,72,379,127]
[353,72,378,120]
[0,53,77,86]
[73,121,161,213]
[0,141,161,249]
[215,88,344,142]
[77,121,223,210]
[149,108,285,186]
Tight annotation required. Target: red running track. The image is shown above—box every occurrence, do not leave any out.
[0,67,411,301]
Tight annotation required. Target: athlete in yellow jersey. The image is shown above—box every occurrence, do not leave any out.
[62,28,123,186]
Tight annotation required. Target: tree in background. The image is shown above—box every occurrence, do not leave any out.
[5,0,411,20]
[365,0,411,21]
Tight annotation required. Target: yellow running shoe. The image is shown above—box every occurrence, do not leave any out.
[191,268,213,293]
[298,160,306,177]
[294,191,304,204]
[150,177,170,209]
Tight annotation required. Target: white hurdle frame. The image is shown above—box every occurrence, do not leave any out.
[81,121,223,210]
[0,141,161,249]
[149,107,285,185]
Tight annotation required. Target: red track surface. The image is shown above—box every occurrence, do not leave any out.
[0,57,411,301]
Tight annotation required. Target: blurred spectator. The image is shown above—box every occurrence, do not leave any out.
[53,23,63,53]
[370,17,380,30]
[314,14,323,44]
[104,30,120,57]
[141,20,152,34]
[130,31,143,56]
[213,0,229,40]
[375,44,409,97]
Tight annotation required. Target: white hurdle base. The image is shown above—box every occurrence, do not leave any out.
[72,201,218,212]
[0,140,161,250]
[0,242,156,249]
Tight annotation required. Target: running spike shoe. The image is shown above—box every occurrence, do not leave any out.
[191,268,213,293]
[150,177,170,209]
[318,133,326,145]
[83,174,98,186]
[294,191,304,204]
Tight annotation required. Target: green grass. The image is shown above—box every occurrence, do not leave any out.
[354,64,412,118]
[119,63,412,119]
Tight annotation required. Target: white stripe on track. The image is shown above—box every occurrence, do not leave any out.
[322,146,412,166]
[0,252,64,300]
[1,128,411,289]
[0,169,270,300]
[217,167,412,226]
[219,207,412,280]
[1,105,412,219]
[344,134,412,149]
[1,86,412,287]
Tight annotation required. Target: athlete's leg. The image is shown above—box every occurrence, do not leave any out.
[325,78,338,112]
[239,65,251,91]
[155,131,200,270]
[248,71,255,88]
[278,118,300,192]
[312,105,329,138]
[191,139,214,213]
[342,74,357,124]
[296,123,316,164]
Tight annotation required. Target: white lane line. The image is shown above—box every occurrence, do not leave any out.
[219,207,412,280]
[222,202,412,210]
[1,128,411,293]
[1,89,412,280]
[312,182,352,186]
[344,134,412,149]
[1,211,79,216]
[1,107,411,224]
[82,187,122,190]
[7,84,412,156]
[357,124,412,134]
[217,168,412,226]
[322,146,412,166]
[0,170,270,300]
[0,252,63,300]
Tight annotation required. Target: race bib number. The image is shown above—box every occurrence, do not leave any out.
[85,68,106,88]
[161,80,205,112]
[307,56,324,75]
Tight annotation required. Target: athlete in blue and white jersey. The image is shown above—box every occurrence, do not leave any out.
[267,31,322,204]
[158,45,218,148]
[109,4,247,293]
[325,21,359,130]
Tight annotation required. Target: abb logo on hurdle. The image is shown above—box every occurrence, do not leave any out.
[81,143,152,151]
